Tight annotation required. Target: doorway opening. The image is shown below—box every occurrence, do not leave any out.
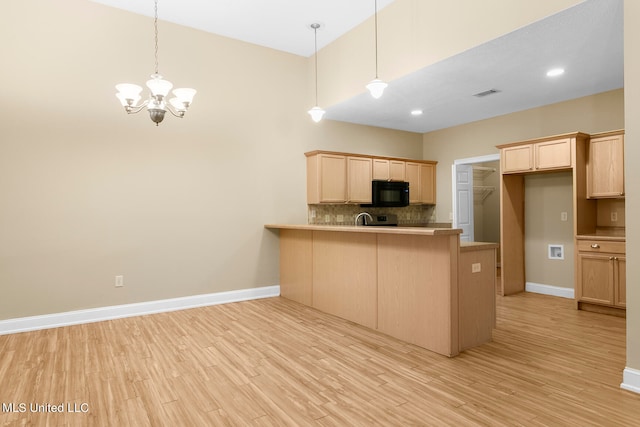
[452,154,500,244]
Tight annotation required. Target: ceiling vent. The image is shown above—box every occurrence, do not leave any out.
[473,89,501,98]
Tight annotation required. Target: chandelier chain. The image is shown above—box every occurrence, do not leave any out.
[154,0,159,74]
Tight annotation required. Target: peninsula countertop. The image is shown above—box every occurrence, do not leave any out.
[264,224,462,236]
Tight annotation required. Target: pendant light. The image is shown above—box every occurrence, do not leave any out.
[307,23,326,123]
[366,0,388,99]
[115,0,196,126]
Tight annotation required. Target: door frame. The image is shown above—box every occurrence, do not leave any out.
[451,153,500,240]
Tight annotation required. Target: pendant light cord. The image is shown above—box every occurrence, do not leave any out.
[374,0,379,79]
[312,24,320,105]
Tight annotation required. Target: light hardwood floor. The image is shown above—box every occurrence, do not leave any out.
[1,293,639,426]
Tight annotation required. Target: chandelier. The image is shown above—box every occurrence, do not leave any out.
[115,0,196,126]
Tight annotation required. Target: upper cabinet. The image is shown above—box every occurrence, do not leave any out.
[306,151,437,205]
[372,159,406,181]
[405,162,437,205]
[420,163,436,204]
[500,136,577,174]
[306,153,347,204]
[587,131,624,199]
[347,156,372,203]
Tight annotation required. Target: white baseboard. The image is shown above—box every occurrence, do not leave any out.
[0,285,280,336]
[525,282,574,299]
[621,367,640,394]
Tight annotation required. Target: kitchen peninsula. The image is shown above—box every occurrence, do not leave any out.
[265,224,497,357]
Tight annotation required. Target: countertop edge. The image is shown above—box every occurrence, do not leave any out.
[265,224,462,236]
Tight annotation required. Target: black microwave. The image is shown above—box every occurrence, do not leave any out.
[368,180,410,207]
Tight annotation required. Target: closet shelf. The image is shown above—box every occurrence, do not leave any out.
[472,166,497,180]
[474,186,496,202]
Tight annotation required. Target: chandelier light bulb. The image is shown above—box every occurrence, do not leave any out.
[366,78,388,99]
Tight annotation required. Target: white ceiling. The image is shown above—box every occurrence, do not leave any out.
[92,0,623,134]
[326,0,623,133]
[90,0,395,57]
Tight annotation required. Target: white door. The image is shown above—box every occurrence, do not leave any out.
[455,164,474,242]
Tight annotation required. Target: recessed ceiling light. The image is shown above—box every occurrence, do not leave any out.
[411,109,423,116]
[547,68,565,77]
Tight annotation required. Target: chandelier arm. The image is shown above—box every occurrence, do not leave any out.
[124,100,150,114]
[165,104,186,118]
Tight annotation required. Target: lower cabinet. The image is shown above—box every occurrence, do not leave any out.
[576,239,626,313]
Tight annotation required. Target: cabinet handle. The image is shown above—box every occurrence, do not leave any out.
[591,244,600,249]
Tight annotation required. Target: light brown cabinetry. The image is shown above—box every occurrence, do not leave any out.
[420,163,436,204]
[405,162,437,205]
[306,151,437,205]
[497,133,589,296]
[501,137,572,174]
[306,153,347,204]
[372,159,405,181]
[269,225,497,357]
[405,162,421,204]
[587,131,624,198]
[347,156,372,203]
[576,239,625,314]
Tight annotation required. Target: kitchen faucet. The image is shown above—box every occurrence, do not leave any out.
[355,212,373,226]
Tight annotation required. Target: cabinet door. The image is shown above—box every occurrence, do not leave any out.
[587,134,624,198]
[614,256,626,307]
[535,138,572,170]
[419,163,436,204]
[389,160,406,181]
[318,154,347,203]
[405,162,421,204]
[372,159,390,180]
[577,253,613,305]
[502,145,533,173]
[347,157,372,203]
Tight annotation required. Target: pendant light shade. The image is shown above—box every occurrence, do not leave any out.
[366,78,388,99]
[307,23,325,123]
[308,106,326,123]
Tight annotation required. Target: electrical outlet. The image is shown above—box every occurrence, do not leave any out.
[561,212,568,221]
[115,275,124,288]
[471,263,481,273]
[336,215,344,223]
[611,211,618,222]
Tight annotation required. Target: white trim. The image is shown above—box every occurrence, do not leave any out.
[453,153,500,165]
[525,282,575,299]
[621,367,640,394]
[0,285,280,336]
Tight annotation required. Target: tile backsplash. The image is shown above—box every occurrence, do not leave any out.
[308,204,439,226]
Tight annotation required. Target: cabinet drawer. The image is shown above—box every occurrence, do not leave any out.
[577,240,625,254]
